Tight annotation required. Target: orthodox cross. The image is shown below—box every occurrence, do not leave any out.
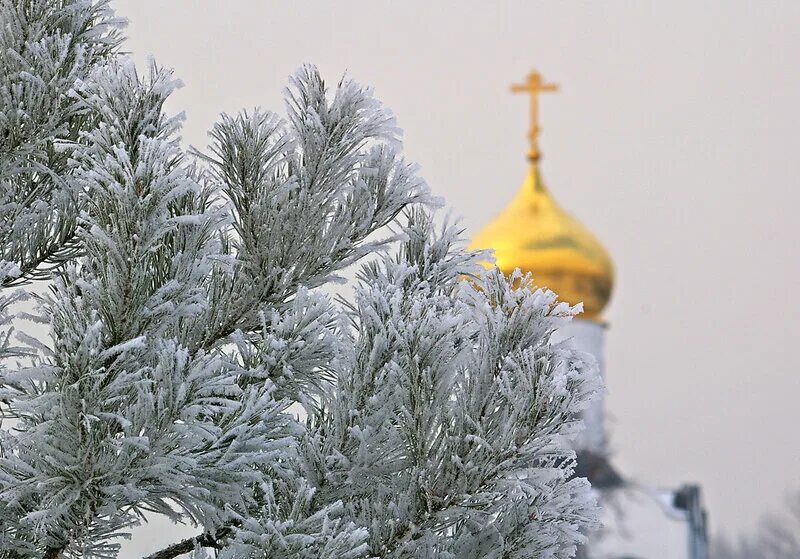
[511,70,559,162]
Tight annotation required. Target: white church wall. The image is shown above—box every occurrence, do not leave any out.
[552,319,608,454]
[590,486,693,559]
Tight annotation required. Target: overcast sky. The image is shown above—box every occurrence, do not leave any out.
[113,0,799,547]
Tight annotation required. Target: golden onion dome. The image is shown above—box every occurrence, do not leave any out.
[469,70,614,321]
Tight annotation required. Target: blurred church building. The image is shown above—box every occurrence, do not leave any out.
[469,69,709,559]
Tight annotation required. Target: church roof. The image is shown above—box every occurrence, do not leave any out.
[469,70,614,320]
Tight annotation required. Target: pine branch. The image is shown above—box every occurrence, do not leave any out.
[142,527,231,559]
[1,231,78,287]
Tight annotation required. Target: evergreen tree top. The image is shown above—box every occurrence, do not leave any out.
[0,2,601,557]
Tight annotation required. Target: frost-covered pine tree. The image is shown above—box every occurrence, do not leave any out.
[0,2,600,558]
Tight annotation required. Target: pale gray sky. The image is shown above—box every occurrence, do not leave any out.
[114,0,799,544]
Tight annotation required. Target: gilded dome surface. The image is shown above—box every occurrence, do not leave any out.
[470,165,613,320]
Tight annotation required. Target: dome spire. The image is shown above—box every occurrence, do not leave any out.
[510,70,559,162]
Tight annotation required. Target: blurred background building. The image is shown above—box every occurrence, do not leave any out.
[470,69,708,558]
[113,2,800,556]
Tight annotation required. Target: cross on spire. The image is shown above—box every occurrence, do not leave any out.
[511,70,559,162]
